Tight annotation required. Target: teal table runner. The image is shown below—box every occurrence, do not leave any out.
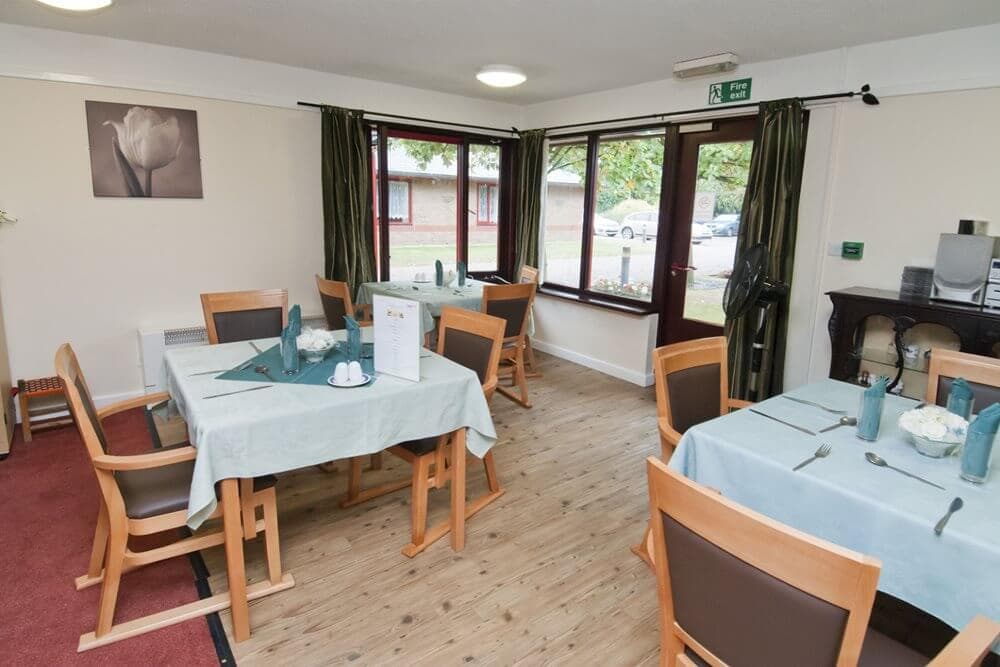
[216,343,374,386]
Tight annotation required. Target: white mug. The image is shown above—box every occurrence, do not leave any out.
[333,362,349,385]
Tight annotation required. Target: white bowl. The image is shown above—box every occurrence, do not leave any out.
[298,340,335,363]
[898,406,967,458]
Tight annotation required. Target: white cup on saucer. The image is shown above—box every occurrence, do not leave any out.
[333,362,349,385]
[348,361,364,383]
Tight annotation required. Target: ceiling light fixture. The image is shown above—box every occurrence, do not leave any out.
[673,53,739,79]
[35,0,113,11]
[476,65,526,88]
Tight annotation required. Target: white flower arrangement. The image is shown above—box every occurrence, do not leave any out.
[297,327,337,352]
[898,405,967,443]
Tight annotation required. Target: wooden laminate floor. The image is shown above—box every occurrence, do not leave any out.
[195,352,661,665]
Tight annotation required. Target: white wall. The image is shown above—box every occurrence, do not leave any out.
[798,87,1000,384]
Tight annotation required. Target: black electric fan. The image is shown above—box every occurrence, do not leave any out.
[723,243,789,400]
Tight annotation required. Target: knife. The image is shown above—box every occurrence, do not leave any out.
[749,408,817,435]
[202,385,273,400]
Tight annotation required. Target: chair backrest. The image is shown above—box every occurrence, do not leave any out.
[437,307,505,399]
[519,265,540,285]
[55,344,126,514]
[653,336,729,436]
[646,457,881,667]
[482,282,536,342]
[315,275,356,331]
[200,289,288,344]
[926,348,1000,409]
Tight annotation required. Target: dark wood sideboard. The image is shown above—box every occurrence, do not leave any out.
[827,287,1000,390]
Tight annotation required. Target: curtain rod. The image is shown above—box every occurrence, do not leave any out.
[296,101,519,136]
[541,84,878,134]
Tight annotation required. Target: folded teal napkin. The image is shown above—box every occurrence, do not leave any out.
[458,261,467,287]
[947,377,975,420]
[962,402,1000,482]
[288,304,302,338]
[344,314,362,362]
[280,322,299,374]
[858,376,887,440]
[435,259,444,287]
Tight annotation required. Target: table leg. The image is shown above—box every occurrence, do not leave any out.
[450,427,466,551]
[221,478,250,642]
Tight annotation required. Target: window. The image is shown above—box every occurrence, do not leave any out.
[543,139,587,289]
[588,129,665,302]
[388,179,411,224]
[476,183,499,224]
[375,129,513,281]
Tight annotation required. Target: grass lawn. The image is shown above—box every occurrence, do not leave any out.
[683,287,725,325]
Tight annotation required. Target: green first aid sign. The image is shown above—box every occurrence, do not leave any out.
[708,78,752,105]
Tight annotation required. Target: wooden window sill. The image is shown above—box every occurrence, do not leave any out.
[537,285,657,316]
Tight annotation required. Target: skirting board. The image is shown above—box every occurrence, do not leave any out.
[531,340,654,387]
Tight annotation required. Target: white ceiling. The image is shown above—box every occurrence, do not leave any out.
[2,0,999,104]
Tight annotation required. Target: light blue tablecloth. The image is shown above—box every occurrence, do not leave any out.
[670,379,1000,634]
[356,280,485,335]
[165,334,496,528]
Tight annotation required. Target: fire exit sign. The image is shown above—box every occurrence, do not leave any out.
[708,78,752,105]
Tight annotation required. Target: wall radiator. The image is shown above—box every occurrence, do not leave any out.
[138,315,327,393]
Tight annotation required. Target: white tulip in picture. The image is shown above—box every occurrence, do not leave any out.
[86,101,203,198]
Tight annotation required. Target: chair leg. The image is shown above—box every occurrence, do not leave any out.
[85,502,110,581]
[94,522,128,637]
[410,456,431,546]
[524,336,542,378]
[19,390,32,442]
[630,522,654,569]
[260,490,282,585]
[497,349,532,408]
[370,452,383,470]
[483,451,501,493]
[240,478,256,540]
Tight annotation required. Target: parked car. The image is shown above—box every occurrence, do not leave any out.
[620,211,657,240]
[691,222,713,244]
[620,210,713,244]
[706,213,740,237]
[592,215,620,237]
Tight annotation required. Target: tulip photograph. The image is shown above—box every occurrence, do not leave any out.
[85,100,202,198]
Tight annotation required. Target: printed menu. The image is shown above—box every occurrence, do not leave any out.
[372,294,421,382]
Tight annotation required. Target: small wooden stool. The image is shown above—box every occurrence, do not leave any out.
[17,377,73,442]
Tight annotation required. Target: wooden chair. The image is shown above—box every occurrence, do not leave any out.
[55,344,288,651]
[518,265,542,377]
[926,348,1000,409]
[200,288,288,344]
[315,274,372,329]
[341,306,507,557]
[645,456,1000,667]
[632,336,751,566]
[482,282,537,408]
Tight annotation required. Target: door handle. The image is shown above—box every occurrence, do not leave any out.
[670,264,697,276]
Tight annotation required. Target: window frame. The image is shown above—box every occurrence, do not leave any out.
[371,123,517,281]
[540,124,672,311]
[386,177,413,226]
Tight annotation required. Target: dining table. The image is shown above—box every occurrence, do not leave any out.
[669,378,1000,639]
[163,329,497,641]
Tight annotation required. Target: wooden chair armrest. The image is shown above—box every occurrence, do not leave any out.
[92,445,197,471]
[658,418,683,448]
[482,379,498,401]
[728,398,753,411]
[928,615,1000,667]
[355,304,373,326]
[97,391,171,420]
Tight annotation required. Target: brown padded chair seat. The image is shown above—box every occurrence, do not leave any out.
[397,437,441,457]
[320,293,349,331]
[681,629,925,667]
[118,457,277,520]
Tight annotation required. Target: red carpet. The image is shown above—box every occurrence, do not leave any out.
[0,409,220,666]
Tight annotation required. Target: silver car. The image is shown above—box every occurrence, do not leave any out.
[620,211,712,244]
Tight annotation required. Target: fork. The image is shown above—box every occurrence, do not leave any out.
[793,443,832,471]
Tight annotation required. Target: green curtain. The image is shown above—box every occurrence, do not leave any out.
[513,129,546,279]
[726,99,807,400]
[321,106,377,292]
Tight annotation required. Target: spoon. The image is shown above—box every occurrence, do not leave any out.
[864,452,945,490]
[934,497,964,536]
[254,364,276,382]
[819,416,858,433]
